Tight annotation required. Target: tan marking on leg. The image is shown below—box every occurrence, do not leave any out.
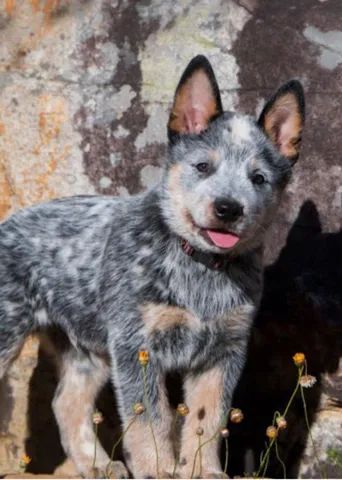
[220,303,255,333]
[52,352,126,478]
[141,303,201,335]
[178,366,225,478]
[123,378,175,478]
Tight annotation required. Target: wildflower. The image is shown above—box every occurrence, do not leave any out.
[230,408,244,424]
[92,410,104,425]
[299,375,317,388]
[293,352,305,367]
[196,427,204,436]
[266,426,278,440]
[133,402,145,415]
[276,416,287,430]
[220,428,230,438]
[19,454,31,469]
[177,403,190,416]
[138,349,149,366]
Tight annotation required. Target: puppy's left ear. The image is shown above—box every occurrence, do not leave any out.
[168,55,223,142]
[258,80,305,164]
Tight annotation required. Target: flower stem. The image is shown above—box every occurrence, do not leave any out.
[300,385,326,479]
[92,423,98,474]
[142,364,160,478]
[172,412,180,479]
[256,367,303,478]
[106,416,136,478]
[275,439,287,478]
[224,437,229,474]
[190,431,219,479]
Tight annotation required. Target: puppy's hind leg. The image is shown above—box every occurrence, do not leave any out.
[0,293,33,379]
[52,349,128,479]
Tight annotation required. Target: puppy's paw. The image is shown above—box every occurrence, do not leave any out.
[158,471,177,479]
[200,471,229,479]
[93,461,129,479]
[139,470,174,479]
[177,468,228,479]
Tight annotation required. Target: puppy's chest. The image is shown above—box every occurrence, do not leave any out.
[140,300,253,370]
[138,265,255,369]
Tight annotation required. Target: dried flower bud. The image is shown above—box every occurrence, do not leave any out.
[133,403,145,415]
[177,403,190,416]
[266,426,278,439]
[138,350,149,366]
[196,427,204,436]
[230,408,244,424]
[92,410,104,425]
[299,375,317,388]
[276,416,287,430]
[293,352,305,367]
[220,428,230,438]
[19,454,31,468]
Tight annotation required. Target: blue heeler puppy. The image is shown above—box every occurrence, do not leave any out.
[0,56,304,478]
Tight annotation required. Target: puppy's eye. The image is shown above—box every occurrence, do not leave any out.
[252,173,266,185]
[196,162,209,173]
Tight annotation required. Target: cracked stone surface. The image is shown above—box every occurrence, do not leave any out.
[0,0,341,477]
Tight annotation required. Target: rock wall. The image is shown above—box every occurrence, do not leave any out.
[0,0,341,477]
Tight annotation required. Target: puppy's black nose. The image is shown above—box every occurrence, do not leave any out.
[214,198,244,222]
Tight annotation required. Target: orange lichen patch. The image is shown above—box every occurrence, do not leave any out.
[14,94,70,206]
[29,0,61,24]
[30,0,41,11]
[38,95,66,145]
[43,0,59,18]
[5,0,16,15]
[0,122,6,135]
[0,157,14,220]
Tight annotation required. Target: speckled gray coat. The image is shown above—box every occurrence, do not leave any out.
[0,56,304,479]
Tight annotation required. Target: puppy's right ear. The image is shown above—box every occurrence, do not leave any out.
[168,55,223,142]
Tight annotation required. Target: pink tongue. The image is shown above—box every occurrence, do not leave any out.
[205,230,240,248]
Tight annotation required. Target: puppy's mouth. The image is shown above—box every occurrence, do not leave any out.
[200,228,240,249]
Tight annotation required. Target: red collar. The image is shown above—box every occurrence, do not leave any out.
[180,239,228,271]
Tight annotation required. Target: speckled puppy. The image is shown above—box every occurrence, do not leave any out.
[0,56,304,479]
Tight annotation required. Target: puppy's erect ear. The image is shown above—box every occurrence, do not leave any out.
[258,80,305,164]
[168,55,223,141]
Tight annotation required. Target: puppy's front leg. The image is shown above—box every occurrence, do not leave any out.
[178,348,247,478]
[112,348,175,478]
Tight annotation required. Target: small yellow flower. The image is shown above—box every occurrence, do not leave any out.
[266,426,278,439]
[176,403,190,416]
[196,427,204,436]
[138,349,149,366]
[220,428,230,438]
[299,375,317,388]
[293,352,305,367]
[276,416,287,430]
[133,402,145,415]
[230,408,244,424]
[92,410,104,425]
[19,454,31,468]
